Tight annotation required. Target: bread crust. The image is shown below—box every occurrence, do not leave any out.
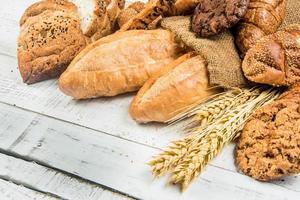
[234,0,287,55]
[58,30,182,99]
[242,24,300,87]
[18,0,87,84]
[129,53,218,123]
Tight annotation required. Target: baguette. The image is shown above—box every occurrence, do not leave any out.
[129,53,218,123]
[235,0,286,55]
[242,24,300,87]
[18,0,87,84]
[59,29,182,99]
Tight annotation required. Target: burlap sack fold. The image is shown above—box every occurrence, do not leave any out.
[281,0,300,27]
[161,16,247,88]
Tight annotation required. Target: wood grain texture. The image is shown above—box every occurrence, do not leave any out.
[0,153,128,200]
[0,103,299,200]
[0,179,56,200]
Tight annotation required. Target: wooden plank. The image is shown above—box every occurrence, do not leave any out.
[0,179,56,200]
[0,153,132,200]
[0,103,298,200]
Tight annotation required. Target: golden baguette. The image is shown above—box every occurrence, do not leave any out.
[129,52,219,123]
[59,29,182,99]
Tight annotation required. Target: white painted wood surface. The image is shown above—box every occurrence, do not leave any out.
[0,179,57,200]
[0,103,299,200]
[0,0,299,199]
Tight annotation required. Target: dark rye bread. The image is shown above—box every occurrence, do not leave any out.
[242,24,300,87]
[192,0,249,37]
[236,87,300,181]
[18,0,87,84]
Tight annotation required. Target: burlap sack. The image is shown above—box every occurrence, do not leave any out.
[281,0,300,27]
[161,16,247,88]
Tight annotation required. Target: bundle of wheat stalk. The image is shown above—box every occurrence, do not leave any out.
[149,86,282,191]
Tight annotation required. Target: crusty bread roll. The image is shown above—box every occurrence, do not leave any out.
[120,0,200,31]
[235,0,286,55]
[242,24,300,87]
[18,0,87,84]
[129,53,218,123]
[59,29,182,99]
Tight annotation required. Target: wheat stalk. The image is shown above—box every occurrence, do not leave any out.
[149,86,282,191]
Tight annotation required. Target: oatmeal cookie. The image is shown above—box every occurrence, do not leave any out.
[236,90,300,181]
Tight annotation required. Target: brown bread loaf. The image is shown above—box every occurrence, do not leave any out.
[130,53,219,123]
[17,0,87,84]
[234,0,286,55]
[59,30,182,99]
[242,24,300,87]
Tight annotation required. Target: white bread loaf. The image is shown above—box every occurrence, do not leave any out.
[130,53,219,123]
[59,29,183,99]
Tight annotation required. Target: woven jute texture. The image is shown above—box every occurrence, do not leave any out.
[161,16,247,88]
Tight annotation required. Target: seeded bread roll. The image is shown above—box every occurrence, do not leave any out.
[236,86,300,181]
[59,30,182,99]
[235,0,286,55]
[242,24,300,87]
[18,0,87,84]
[130,53,218,123]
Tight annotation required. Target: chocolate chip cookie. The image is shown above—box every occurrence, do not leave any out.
[192,0,249,37]
[236,89,300,181]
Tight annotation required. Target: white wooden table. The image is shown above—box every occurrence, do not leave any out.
[0,1,299,199]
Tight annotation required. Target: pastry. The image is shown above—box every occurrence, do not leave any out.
[130,53,218,123]
[234,0,287,55]
[236,87,300,181]
[192,0,249,37]
[59,30,182,99]
[242,24,300,87]
[17,0,87,84]
[71,0,125,41]
[117,1,145,28]
[120,0,201,31]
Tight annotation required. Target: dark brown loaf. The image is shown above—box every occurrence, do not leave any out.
[234,0,286,55]
[242,24,300,87]
[17,0,87,84]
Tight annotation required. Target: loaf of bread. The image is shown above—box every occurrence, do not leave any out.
[70,0,125,41]
[236,86,300,181]
[242,24,300,87]
[18,0,87,84]
[129,53,218,123]
[120,0,200,31]
[235,0,286,55]
[59,30,182,99]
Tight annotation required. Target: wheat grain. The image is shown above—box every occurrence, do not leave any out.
[149,86,282,191]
